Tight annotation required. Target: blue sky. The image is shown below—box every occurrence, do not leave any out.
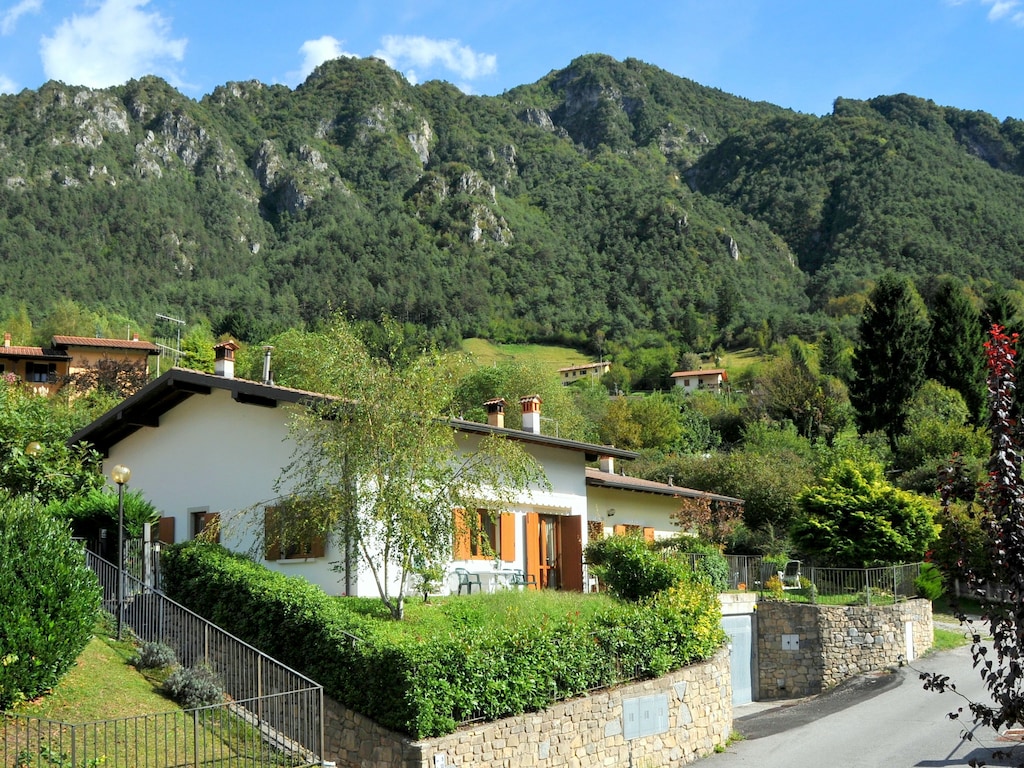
[0,0,1021,120]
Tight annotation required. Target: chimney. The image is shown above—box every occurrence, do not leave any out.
[262,345,274,385]
[484,397,506,429]
[213,340,240,378]
[599,455,615,474]
[520,395,542,434]
[3,332,10,349]
[132,332,140,342]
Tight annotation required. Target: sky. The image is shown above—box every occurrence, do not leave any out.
[0,0,1022,120]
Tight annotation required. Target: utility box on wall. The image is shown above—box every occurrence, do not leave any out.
[782,634,800,651]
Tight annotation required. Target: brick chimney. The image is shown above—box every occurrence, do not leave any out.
[484,397,506,429]
[3,332,10,349]
[520,395,542,434]
[213,340,240,378]
[599,455,615,474]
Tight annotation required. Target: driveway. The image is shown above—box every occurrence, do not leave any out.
[698,645,1022,767]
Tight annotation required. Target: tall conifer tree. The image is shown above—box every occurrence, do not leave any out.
[850,273,931,450]
[927,278,985,423]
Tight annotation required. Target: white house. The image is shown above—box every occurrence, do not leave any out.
[557,361,611,386]
[70,351,740,599]
[670,368,728,395]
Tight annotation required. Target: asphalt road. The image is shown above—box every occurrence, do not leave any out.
[698,645,1023,768]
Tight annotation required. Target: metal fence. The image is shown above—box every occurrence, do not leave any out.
[761,562,923,605]
[678,552,923,605]
[3,551,325,768]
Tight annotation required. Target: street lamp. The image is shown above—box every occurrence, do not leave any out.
[111,464,131,640]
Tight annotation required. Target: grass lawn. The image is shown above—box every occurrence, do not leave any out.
[11,620,177,722]
[461,338,593,368]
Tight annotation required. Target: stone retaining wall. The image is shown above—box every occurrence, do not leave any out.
[756,598,933,699]
[323,647,732,767]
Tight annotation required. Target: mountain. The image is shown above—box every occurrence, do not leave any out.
[1,54,1022,348]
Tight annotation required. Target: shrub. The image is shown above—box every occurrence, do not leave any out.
[915,562,944,601]
[162,541,725,738]
[585,534,686,601]
[132,641,177,670]
[0,494,101,709]
[163,663,225,709]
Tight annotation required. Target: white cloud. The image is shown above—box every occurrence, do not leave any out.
[955,0,1024,26]
[0,73,16,93]
[373,35,496,84]
[40,0,187,88]
[1,0,41,35]
[289,35,355,83]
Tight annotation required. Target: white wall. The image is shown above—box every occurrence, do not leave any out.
[105,390,597,597]
[586,485,688,540]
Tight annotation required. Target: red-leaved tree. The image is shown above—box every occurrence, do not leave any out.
[925,325,1024,761]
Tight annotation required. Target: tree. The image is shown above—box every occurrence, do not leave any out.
[850,273,931,450]
[270,316,545,620]
[0,379,104,504]
[927,277,985,423]
[791,459,937,567]
[925,326,1024,736]
[452,359,596,442]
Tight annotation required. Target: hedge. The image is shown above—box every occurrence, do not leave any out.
[162,541,725,738]
[0,494,101,709]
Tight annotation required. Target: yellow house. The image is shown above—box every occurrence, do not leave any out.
[0,332,158,396]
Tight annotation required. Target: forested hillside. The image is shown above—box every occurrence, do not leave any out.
[1,53,1023,351]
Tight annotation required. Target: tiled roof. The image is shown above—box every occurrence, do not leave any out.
[670,368,727,378]
[585,467,743,504]
[0,345,70,360]
[558,362,609,373]
[52,335,159,353]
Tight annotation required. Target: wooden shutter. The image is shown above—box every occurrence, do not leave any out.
[264,507,280,561]
[500,512,516,562]
[559,515,585,592]
[643,527,656,543]
[613,524,627,537]
[310,534,326,559]
[525,512,541,587]
[157,516,175,544]
[452,507,472,559]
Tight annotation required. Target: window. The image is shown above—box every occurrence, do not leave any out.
[264,506,326,561]
[453,508,515,562]
[26,362,55,383]
[190,508,220,543]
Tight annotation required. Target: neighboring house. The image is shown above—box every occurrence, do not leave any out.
[670,368,728,395]
[557,361,611,386]
[0,332,158,396]
[0,333,71,395]
[585,456,742,544]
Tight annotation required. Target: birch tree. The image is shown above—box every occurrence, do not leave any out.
[269,317,545,620]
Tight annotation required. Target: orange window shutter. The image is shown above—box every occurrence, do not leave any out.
[264,508,280,561]
[643,527,656,543]
[613,524,627,537]
[500,512,516,562]
[157,516,175,544]
[525,511,541,587]
[452,507,472,559]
